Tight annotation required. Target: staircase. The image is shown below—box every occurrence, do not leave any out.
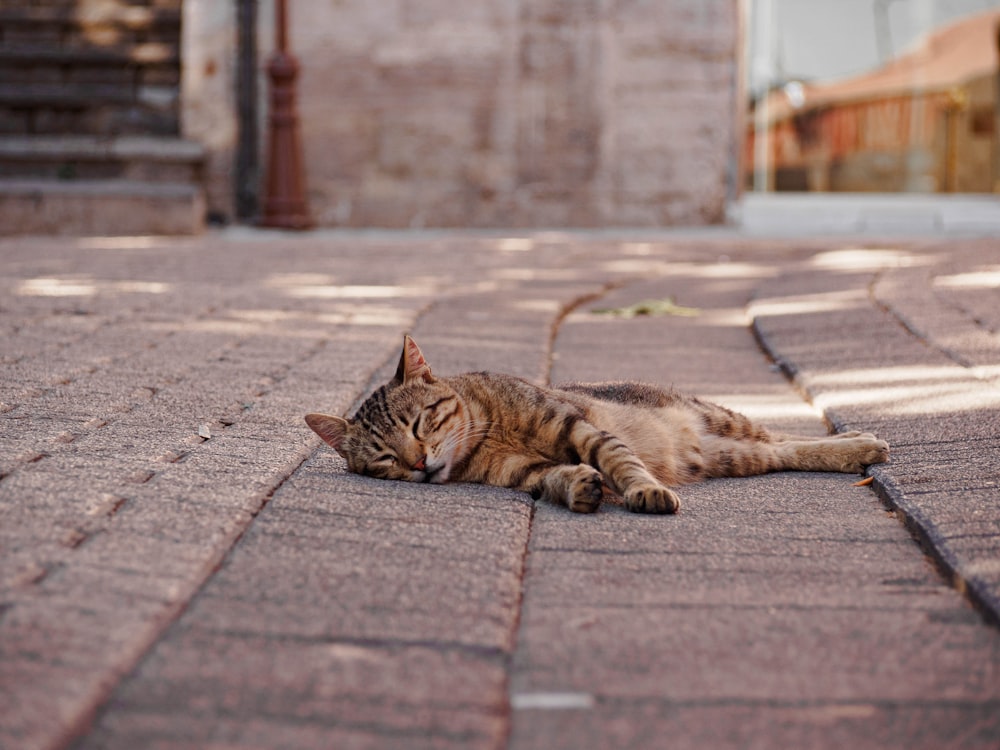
[0,1,204,235]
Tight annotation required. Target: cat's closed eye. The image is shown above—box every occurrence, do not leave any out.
[422,396,458,432]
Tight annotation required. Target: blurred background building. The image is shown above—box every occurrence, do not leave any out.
[0,0,998,234]
[747,1,1000,194]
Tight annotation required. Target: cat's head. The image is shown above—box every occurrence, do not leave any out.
[305,336,468,484]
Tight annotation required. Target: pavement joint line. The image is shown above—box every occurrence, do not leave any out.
[543,280,627,385]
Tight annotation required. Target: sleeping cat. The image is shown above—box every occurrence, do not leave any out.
[305,336,889,514]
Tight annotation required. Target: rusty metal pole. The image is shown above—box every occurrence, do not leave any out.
[994,20,1000,193]
[260,0,314,229]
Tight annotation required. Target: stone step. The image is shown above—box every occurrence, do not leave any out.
[0,178,204,236]
[0,81,178,110]
[0,81,178,135]
[0,135,203,182]
[0,43,180,70]
[0,5,181,137]
[0,6,181,36]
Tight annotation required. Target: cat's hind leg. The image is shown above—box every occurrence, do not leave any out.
[566,421,681,514]
[703,433,889,477]
[777,434,889,473]
[768,429,870,442]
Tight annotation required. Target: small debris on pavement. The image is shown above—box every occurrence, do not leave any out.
[591,297,701,318]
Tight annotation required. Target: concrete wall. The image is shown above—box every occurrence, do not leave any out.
[181,1,240,222]
[191,0,740,228]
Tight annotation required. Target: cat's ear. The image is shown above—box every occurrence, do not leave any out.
[305,413,351,457]
[393,335,435,385]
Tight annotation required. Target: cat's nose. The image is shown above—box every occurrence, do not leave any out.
[413,455,427,471]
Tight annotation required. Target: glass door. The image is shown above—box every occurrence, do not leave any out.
[745,0,1000,194]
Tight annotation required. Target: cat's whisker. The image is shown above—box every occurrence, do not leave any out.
[437,422,490,463]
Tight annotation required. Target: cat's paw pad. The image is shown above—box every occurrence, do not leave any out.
[624,484,680,515]
[865,438,890,465]
[856,436,890,465]
[567,466,604,514]
[842,436,890,472]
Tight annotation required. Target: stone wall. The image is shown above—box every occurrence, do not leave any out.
[287,0,740,228]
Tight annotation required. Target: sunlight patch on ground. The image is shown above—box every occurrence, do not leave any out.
[74,236,174,250]
[562,306,746,327]
[809,364,971,388]
[494,267,584,281]
[810,247,923,271]
[749,364,1000,418]
[810,364,996,417]
[277,283,432,299]
[111,281,170,294]
[266,272,439,300]
[969,364,1000,383]
[268,272,337,286]
[495,237,535,252]
[16,277,97,296]
[244,306,411,330]
[675,261,778,280]
[231,307,412,328]
[515,299,563,313]
[338,309,414,327]
[935,267,1000,290]
[15,277,170,297]
[601,259,778,279]
[694,307,749,327]
[813,381,1000,417]
[750,288,867,318]
[142,306,413,336]
[698,393,822,423]
[493,232,578,253]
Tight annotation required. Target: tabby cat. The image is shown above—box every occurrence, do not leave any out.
[305,336,889,514]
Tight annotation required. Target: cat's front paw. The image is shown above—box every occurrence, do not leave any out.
[567,465,604,514]
[624,484,680,514]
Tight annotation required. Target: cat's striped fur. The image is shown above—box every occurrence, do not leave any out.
[305,336,889,514]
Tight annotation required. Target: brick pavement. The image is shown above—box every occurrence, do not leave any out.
[1,230,998,749]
